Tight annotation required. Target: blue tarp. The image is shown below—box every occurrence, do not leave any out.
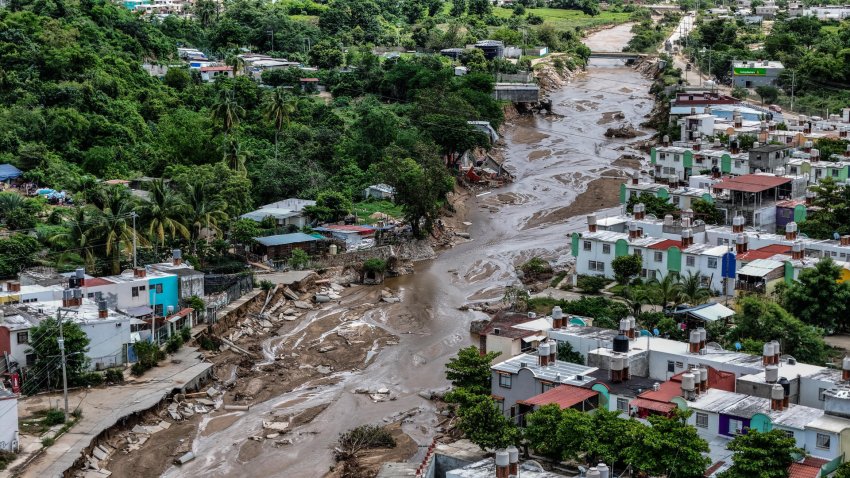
[0,164,22,181]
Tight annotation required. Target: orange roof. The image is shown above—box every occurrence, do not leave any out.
[801,456,829,468]
[648,239,682,250]
[167,307,194,319]
[704,461,726,477]
[788,462,821,478]
[739,244,791,262]
[637,380,682,403]
[84,277,115,287]
[200,66,232,72]
[518,385,597,409]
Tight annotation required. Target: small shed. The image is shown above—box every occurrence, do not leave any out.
[253,232,325,260]
[300,78,319,93]
[363,184,396,201]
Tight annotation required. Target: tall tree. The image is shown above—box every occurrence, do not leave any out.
[633,410,710,478]
[24,318,90,393]
[678,271,712,305]
[211,90,245,161]
[732,296,828,364]
[719,430,802,478]
[377,156,453,238]
[97,187,140,275]
[183,183,228,244]
[49,206,101,272]
[445,346,500,395]
[139,178,190,247]
[780,257,850,331]
[265,88,297,160]
[445,387,519,451]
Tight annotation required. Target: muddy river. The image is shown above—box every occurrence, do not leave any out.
[166,25,655,478]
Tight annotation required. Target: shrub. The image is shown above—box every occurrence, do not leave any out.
[165,334,184,354]
[336,425,396,459]
[259,279,274,291]
[363,258,387,274]
[198,334,220,351]
[289,248,310,270]
[41,437,55,447]
[134,340,162,369]
[576,275,609,294]
[76,372,104,387]
[180,326,191,343]
[43,409,66,426]
[104,368,124,384]
[131,362,146,376]
[0,449,16,470]
[520,257,552,279]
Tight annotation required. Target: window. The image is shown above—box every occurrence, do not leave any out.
[648,270,657,280]
[708,257,718,269]
[674,155,680,162]
[602,244,611,254]
[783,430,794,439]
[686,255,695,267]
[634,249,642,258]
[139,285,146,291]
[588,261,605,272]
[132,287,139,298]
[817,433,831,449]
[654,251,663,262]
[641,268,648,278]
[667,360,675,373]
[542,382,556,393]
[87,293,94,298]
[728,418,744,435]
[583,241,592,251]
[616,398,629,412]
[499,374,512,389]
[832,169,839,177]
[675,361,684,369]
[819,388,827,401]
[17,332,28,344]
[155,284,163,294]
[26,353,36,366]
[696,412,708,428]
[672,196,680,206]
[154,304,163,316]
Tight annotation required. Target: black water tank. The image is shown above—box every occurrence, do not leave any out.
[779,377,791,396]
[613,334,630,353]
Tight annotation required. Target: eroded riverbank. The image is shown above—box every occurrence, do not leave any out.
[147,25,656,478]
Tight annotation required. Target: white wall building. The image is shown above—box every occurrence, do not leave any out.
[0,386,18,452]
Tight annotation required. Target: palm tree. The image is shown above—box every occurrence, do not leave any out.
[648,273,683,311]
[265,88,297,160]
[0,192,25,223]
[619,286,652,317]
[678,271,712,306]
[225,54,246,78]
[49,206,102,272]
[138,178,189,247]
[183,183,228,245]
[221,136,249,173]
[211,90,245,161]
[98,188,141,275]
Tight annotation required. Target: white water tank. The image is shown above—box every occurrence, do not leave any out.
[539,343,550,358]
[771,383,785,400]
[597,463,610,478]
[765,365,779,383]
[552,306,563,321]
[495,450,509,467]
[681,373,696,391]
[610,356,625,371]
[699,367,708,384]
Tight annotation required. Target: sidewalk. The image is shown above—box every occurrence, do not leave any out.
[13,347,212,478]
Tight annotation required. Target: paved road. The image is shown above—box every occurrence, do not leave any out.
[15,347,212,478]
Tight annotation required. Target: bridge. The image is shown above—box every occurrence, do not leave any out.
[492,83,540,103]
[589,51,649,60]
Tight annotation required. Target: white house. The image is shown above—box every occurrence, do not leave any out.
[240,198,316,229]
[0,386,18,452]
[363,184,396,201]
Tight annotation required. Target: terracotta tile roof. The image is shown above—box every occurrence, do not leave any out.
[788,462,821,478]
[801,456,829,468]
[518,385,597,409]
[200,66,232,72]
[739,244,792,262]
[712,174,792,193]
[648,239,682,250]
[84,277,115,287]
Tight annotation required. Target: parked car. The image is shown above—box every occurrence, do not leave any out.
[769,104,782,112]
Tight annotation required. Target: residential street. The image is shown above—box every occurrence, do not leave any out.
[11,347,211,478]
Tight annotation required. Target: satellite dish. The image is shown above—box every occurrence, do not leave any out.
[653,328,660,336]
[734,342,742,351]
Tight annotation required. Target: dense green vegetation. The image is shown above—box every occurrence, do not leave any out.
[799,177,850,240]
[686,15,850,115]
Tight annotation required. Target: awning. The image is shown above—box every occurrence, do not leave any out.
[126,305,154,317]
[167,307,194,323]
[630,398,676,413]
[130,318,147,325]
[690,303,735,322]
[522,334,547,343]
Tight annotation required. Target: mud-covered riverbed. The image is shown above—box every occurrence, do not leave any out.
[164,25,655,478]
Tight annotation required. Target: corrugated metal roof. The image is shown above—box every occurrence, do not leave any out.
[712,174,791,193]
[519,384,598,409]
[737,259,784,277]
[254,233,322,247]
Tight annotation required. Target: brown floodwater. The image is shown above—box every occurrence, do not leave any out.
[165,25,655,478]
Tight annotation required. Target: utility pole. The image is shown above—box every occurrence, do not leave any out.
[131,212,138,269]
[57,309,69,421]
[790,70,796,114]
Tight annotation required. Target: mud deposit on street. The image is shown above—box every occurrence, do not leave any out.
[137,24,657,478]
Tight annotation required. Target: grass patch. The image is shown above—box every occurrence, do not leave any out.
[550,271,568,287]
[492,7,631,30]
[0,450,15,471]
[352,200,404,224]
[289,14,318,23]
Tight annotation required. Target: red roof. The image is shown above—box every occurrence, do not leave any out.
[325,225,374,234]
[712,174,792,193]
[648,239,682,250]
[738,244,791,262]
[84,277,114,287]
[630,397,676,413]
[801,457,829,468]
[167,307,193,319]
[788,462,821,478]
[518,385,597,409]
[636,380,682,403]
[200,66,232,72]
[704,461,726,477]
